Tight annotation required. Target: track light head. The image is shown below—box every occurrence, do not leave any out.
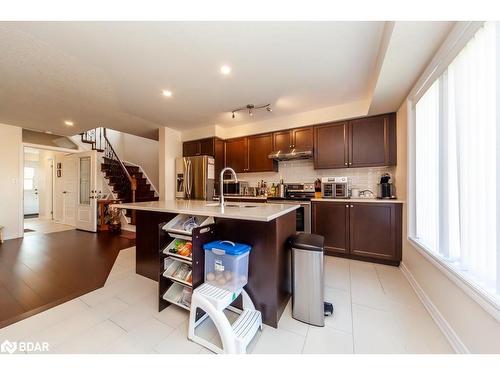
[231,103,271,119]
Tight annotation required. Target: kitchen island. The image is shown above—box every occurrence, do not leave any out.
[112,200,298,328]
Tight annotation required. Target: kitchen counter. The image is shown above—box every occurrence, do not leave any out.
[311,197,405,204]
[112,199,299,222]
[113,199,297,328]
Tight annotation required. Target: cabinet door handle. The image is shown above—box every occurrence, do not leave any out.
[350,205,354,208]
[345,204,348,207]
[349,162,352,165]
[344,162,348,166]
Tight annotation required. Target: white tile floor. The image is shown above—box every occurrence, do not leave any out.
[0,247,454,354]
[24,218,75,236]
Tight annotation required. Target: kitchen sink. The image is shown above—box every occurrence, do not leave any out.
[205,202,258,208]
[225,204,258,208]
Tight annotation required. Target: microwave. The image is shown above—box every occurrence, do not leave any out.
[321,177,349,198]
[222,180,249,195]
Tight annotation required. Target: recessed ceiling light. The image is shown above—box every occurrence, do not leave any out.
[220,65,231,75]
[64,120,74,126]
[162,89,173,97]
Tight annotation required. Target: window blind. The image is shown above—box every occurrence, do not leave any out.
[414,22,499,301]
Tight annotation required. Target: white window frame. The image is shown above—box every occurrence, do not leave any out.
[407,21,500,322]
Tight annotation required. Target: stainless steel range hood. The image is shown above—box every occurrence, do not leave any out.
[268,149,313,161]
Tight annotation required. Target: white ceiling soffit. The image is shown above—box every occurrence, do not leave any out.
[0,21,386,139]
[0,22,455,140]
[368,21,455,115]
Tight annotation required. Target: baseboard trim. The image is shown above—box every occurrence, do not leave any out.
[400,262,470,354]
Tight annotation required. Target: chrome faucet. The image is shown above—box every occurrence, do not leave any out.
[220,167,238,207]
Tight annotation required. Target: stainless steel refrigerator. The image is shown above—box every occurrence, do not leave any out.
[175,156,215,200]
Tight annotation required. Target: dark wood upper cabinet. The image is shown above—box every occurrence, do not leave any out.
[273,130,293,152]
[200,138,215,156]
[314,122,348,169]
[292,126,313,151]
[225,137,248,173]
[349,113,396,167]
[182,140,201,157]
[349,203,400,261]
[312,201,349,254]
[314,113,396,169]
[248,133,278,172]
[272,126,313,153]
[183,137,219,157]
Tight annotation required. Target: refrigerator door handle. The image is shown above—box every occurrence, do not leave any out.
[186,159,192,198]
[202,157,207,200]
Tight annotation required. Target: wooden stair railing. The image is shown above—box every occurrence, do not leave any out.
[81,127,137,224]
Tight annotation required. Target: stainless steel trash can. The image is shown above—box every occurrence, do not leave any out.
[290,233,326,327]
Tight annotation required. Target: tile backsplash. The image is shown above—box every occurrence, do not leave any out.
[238,159,395,194]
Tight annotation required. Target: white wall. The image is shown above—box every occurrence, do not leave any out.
[395,102,500,354]
[181,99,370,141]
[159,127,182,200]
[0,123,23,240]
[105,129,159,190]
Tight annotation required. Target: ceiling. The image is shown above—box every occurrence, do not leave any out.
[0,21,453,140]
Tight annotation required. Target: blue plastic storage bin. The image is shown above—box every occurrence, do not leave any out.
[203,240,251,292]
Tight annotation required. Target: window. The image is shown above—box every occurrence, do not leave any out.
[79,156,91,205]
[413,22,500,305]
[24,167,35,190]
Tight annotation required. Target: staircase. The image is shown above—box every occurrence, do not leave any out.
[81,128,159,225]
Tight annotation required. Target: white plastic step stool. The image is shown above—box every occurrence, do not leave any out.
[188,283,262,354]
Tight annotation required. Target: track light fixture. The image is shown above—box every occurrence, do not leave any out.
[231,103,272,119]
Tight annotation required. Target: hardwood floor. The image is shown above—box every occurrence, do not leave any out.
[0,230,135,328]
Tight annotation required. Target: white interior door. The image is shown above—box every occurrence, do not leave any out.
[62,154,77,226]
[23,161,39,216]
[76,150,97,232]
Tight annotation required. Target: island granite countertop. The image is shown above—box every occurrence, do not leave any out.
[112,199,299,222]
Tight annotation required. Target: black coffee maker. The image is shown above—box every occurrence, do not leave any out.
[377,173,396,199]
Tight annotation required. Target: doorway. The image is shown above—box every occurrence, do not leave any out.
[23,147,75,235]
[23,148,40,219]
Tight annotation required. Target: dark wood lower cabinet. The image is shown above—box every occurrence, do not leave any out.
[349,203,400,261]
[312,201,349,254]
[312,201,402,266]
